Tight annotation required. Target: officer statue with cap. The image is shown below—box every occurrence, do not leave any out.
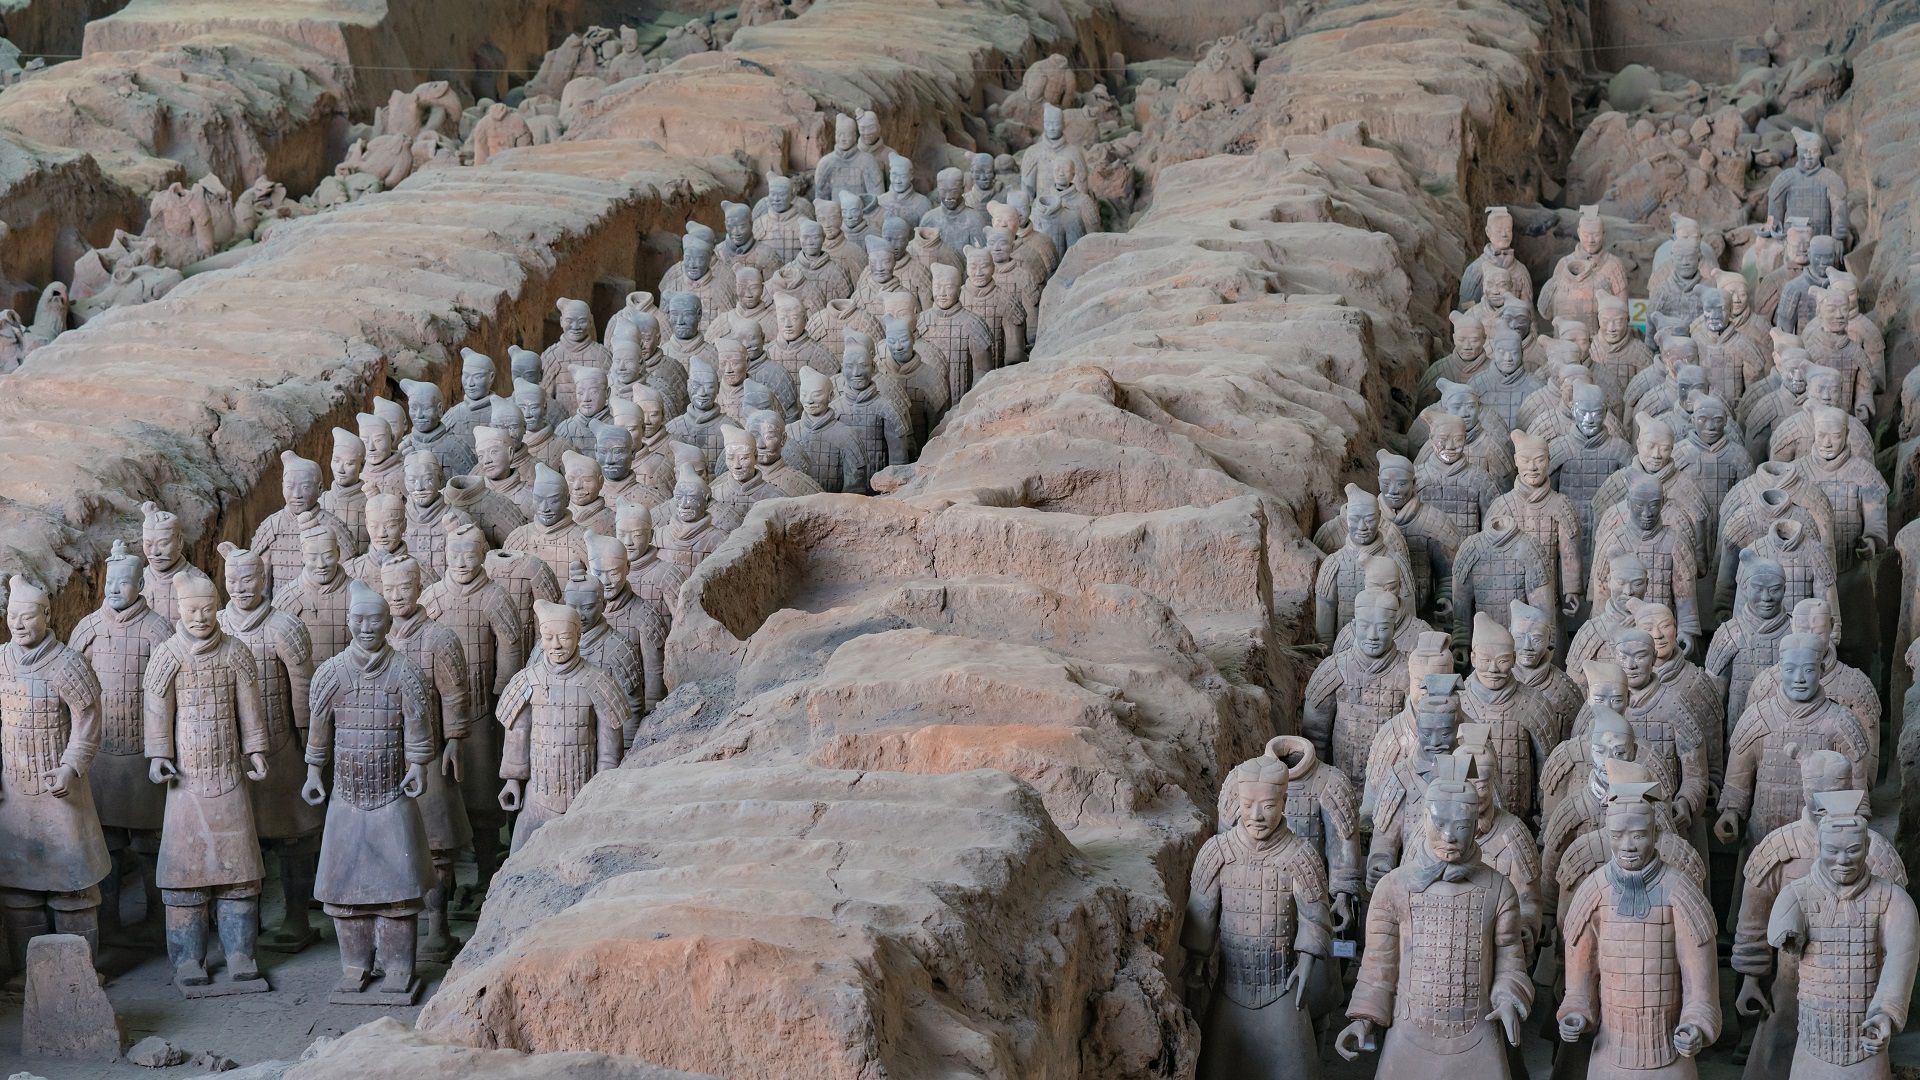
[1767,790,1918,1080]
[496,598,625,852]
[302,579,436,1003]
[1765,129,1849,248]
[1183,743,1333,1080]
[0,574,111,981]
[1340,751,1532,1077]
[1558,760,1720,1080]
[139,501,194,622]
[145,568,272,996]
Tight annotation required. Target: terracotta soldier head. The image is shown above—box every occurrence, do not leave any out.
[841,338,876,395]
[1342,483,1380,546]
[1512,429,1549,489]
[1412,673,1463,769]
[1811,405,1850,465]
[857,109,883,150]
[1479,263,1511,310]
[175,569,220,640]
[883,215,913,262]
[1614,626,1657,690]
[833,112,856,153]
[837,190,869,235]
[1427,412,1468,465]
[561,560,604,627]
[443,520,488,586]
[460,349,495,405]
[373,397,407,442]
[1602,758,1662,871]
[217,541,267,611]
[1735,550,1786,618]
[1375,450,1416,511]
[1792,127,1824,173]
[886,153,912,195]
[345,579,390,653]
[300,515,343,582]
[1588,705,1637,774]
[583,532,629,603]
[574,364,610,418]
[1577,205,1605,255]
[1470,612,1515,690]
[614,501,654,565]
[400,379,444,435]
[1778,633,1826,705]
[1571,383,1607,439]
[1669,215,1701,278]
[1633,412,1674,471]
[672,464,710,524]
[1596,292,1629,345]
[365,493,405,555]
[5,575,48,646]
[1606,552,1649,607]
[1485,206,1513,252]
[282,451,324,515]
[765,173,794,215]
[378,554,426,619]
[473,425,515,481]
[1691,393,1728,445]
[1509,600,1553,670]
[102,539,143,612]
[592,421,633,483]
[666,291,703,343]
[330,427,365,488]
[722,201,752,250]
[1351,588,1398,660]
[1424,753,1482,866]
[685,358,719,413]
[1813,789,1870,886]
[1489,328,1524,376]
[931,261,962,311]
[561,450,600,509]
[530,464,567,528]
[1700,287,1728,334]
[1584,659,1629,713]
[721,423,757,484]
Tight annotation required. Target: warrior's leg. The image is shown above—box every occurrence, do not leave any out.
[161,890,211,986]
[420,850,459,961]
[215,887,263,981]
[263,836,320,950]
[48,885,101,961]
[0,889,48,988]
[331,912,375,994]
[375,914,418,994]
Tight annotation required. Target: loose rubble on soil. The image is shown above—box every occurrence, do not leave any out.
[2,0,1920,1078]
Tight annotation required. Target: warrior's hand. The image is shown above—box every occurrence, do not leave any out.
[244,752,268,782]
[1856,534,1880,560]
[1712,809,1742,845]
[1863,1011,1895,1054]
[499,778,523,812]
[1673,1022,1707,1057]
[1491,999,1526,1045]
[1334,1020,1377,1061]
[301,764,327,806]
[1558,1010,1592,1043]
[401,762,426,799]
[1331,891,1356,933]
[1735,975,1772,1018]
[441,737,463,782]
[1286,955,1316,1009]
[1676,630,1699,658]
[44,763,77,798]
[149,757,179,785]
[1560,591,1581,617]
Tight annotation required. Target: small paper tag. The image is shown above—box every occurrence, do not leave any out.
[1332,939,1358,959]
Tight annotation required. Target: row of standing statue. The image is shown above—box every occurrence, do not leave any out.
[1186,129,1917,1080]
[0,117,1094,1003]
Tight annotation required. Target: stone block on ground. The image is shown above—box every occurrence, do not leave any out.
[19,933,121,1061]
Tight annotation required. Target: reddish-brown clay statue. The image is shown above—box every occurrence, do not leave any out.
[1183,747,1332,1079]
[144,570,271,996]
[1340,750,1532,1076]
[421,521,523,899]
[1304,588,1410,786]
[496,599,624,852]
[215,542,322,953]
[0,577,111,982]
[70,541,171,942]
[1557,762,1720,1079]
[1734,751,1905,1080]
[301,580,436,1004]
[1765,791,1917,1080]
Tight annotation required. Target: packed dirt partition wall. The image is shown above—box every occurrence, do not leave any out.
[387,2,1578,1079]
[0,0,128,55]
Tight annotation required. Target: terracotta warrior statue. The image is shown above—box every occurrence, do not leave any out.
[541,298,611,415]
[444,348,498,449]
[1705,551,1792,743]
[398,378,475,479]
[1488,428,1583,619]
[813,113,883,200]
[274,518,354,668]
[1539,206,1630,331]
[1765,128,1849,247]
[1419,310,1490,411]
[1539,711,1676,909]
[1758,220,1810,324]
[1339,750,1532,1076]
[1417,412,1502,538]
[1764,791,1917,1080]
[496,598,625,851]
[1589,473,1701,650]
[0,577,110,980]
[1557,763,1720,1079]
[420,520,523,898]
[1717,632,1872,849]
[1365,673,1462,887]
[145,569,271,994]
[1460,206,1533,312]
[1215,736,1362,951]
[357,410,404,499]
[502,464,583,584]
[252,452,356,594]
[1775,235,1839,336]
[1360,631,1455,822]
[1448,517,1553,656]
[321,427,368,551]
[1183,747,1333,1080]
[216,542,323,952]
[1457,613,1552,821]
[376,555,471,962]
[71,540,172,941]
[301,579,436,1002]
[1423,728,1545,950]
[1735,751,1905,1080]
[1304,588,1410,786]
[1690,287,1766,409]
[1511,598,1580,741]
[1550,383,1635,551]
